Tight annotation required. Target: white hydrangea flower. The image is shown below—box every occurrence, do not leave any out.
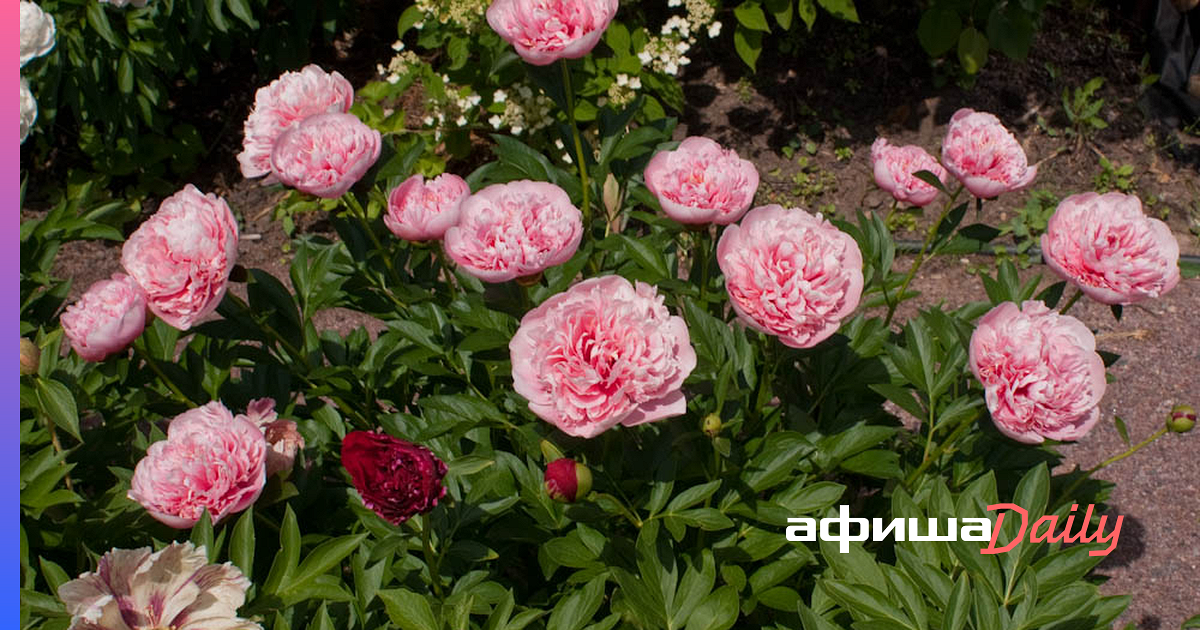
[20,77,37,144]
[20,1,56,67]
[708,21,722,38]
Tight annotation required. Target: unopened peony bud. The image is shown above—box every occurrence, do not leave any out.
[1167,404,1196,433]
[702,413,721,438]
[602,173,621,218]
[544,458,592,503]
[20,338,39,376]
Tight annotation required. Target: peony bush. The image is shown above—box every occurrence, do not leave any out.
[18,4,1196,630]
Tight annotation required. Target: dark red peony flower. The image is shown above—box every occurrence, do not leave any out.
[341,431,447,524]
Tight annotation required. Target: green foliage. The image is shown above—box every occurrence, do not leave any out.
[23,0,354,194]
[1063,77,1108,151]
[1092,157,1136,194]
[20,5,1139,630]
[918,0,1047,85]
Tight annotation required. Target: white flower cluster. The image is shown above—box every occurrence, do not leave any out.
[604,73,642,108]
[487,85,555,136]
[638,0,720,76]
[414,0,489,31]
[20,0,56,144]
[377,48,421,85]
[421,82,483,139]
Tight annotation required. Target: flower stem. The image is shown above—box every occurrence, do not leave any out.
[560,60,591,229]
[434,242,459,300]
[1059,288,1084,315]
[902,409,979,490]
[420,516,443,599]
[132,338,194,405]
[344,193,406,291]
[885,203,953,327]
[1057,426,1169,505]
[696,229,712,303]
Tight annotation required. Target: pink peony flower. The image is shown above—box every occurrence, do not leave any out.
[870,137,949,207]
[487,0,620,66]
[643,136,760,225]
[58,542,260,630]
[238,64,354,180]
[509,276,696,438]
[941,108,1037,199]
[60,274,147,362]
[235,398,304,478]
[969,301,1106,444]
[384,173,470,242]
[121,185,238,331]
[717,205,863,349]
[128,401,267,528]
[1041,192,1181,305]
[270,112,381,199]
[444,180,583,282]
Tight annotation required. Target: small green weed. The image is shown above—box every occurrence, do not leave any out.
[1093,157,1136,194]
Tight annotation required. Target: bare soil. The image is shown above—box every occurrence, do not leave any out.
[39,2,1199,627]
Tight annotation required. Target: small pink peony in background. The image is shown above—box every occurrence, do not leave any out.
[969,300,1106,444]
[236,398,305,478]
[121,185,238,331]
[487,0,620,66]
[58,542,260,630]
[238,64,355,180]
[941,108,1036,198]
[384,173,470,242]
[60,273,147,362]
[510,276,696,438]
[644,136,759,225]
[1041,192,1180,305]
[128,401,267,528]
[870,137,948,207]
[270,112,381,199]
[717,205,864,349]
[444,180,582,282]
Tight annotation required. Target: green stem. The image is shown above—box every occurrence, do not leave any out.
[1057,427,1169,505]
[434,242,459,300]
[696,230,712,303]
[1059,288,1084,315]
[884,204,952,327]
[420,516,443,599]
[132,338,194,405]
[919,397,938,465]
[560,60,591,229]
[902,410,979,490]
[344,193,406,292]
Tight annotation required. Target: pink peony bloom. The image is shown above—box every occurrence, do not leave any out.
[384,173,470,242]
[870,137,949,207]
[444,180,583,283]
[235,398,305,478]
[128,401,267,528]
[238,64,354,180]
[58,542,260,630]
[121,185,238,331]
[1041,192,1181,305]
[487,0,619,66]
[969,301,1106,444]
[509,276,696,438]
[270,112,381,199]
[644,136,759,225]
[60,274,147,362]
[717,205,863,349]
[941,108,1037,199]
